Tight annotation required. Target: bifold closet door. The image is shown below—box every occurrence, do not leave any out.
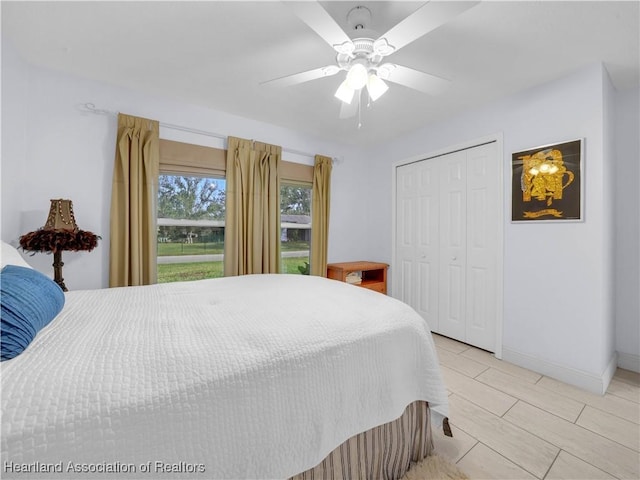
[464,142,499,351]
[396,159,441,332]
[395,142,499,352]
[438,151,468,341]
[438,143,498,350]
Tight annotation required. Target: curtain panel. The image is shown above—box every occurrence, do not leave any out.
[224,137,282,276]
[109,113,160,287]
[310,155,332,277]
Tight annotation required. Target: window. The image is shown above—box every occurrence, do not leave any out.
[157,138,315,281]
[157,175,226,283]
[280,183,312,274]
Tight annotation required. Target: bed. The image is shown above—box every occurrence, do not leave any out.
[1,242,449,480]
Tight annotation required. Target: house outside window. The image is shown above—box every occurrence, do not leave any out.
[280,183,312,274]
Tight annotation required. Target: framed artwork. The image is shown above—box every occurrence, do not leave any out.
[511,138,583,222]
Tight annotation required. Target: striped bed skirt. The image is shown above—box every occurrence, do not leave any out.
[290,401,434,480]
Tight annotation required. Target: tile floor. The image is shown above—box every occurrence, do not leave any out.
[430,333,640,479]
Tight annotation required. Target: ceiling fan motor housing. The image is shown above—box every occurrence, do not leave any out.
[336,38,383,72]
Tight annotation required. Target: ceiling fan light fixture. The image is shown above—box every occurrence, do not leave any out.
[335,80,355,104]
[366,73,388,101]
[345,63,368,90]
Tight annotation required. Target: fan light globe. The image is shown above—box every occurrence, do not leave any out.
[345,63,368,90]
[366,73,389,101]
[335,80,355,104]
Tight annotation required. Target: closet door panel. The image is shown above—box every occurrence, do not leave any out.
[468,266,488,325]
[466,143,499,350]
[396,164,416,307]
[439,152,467,341]
[399,260,413,305]
[415,160,440,330]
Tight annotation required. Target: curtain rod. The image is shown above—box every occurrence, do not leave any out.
[79,102,341,163]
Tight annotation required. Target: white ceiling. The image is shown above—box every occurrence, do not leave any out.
[3,1,639,147]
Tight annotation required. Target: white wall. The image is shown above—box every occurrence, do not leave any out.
[614,88,640,371]
[1,39,29,246]
[0,41,365,290]
[360,63,621,392]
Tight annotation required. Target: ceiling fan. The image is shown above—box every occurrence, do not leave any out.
[262,1,479,120]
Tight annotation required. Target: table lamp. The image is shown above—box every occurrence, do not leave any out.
[19,199,100,291]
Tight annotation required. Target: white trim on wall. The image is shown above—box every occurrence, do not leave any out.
[390,133,504,359]
[617,352,640,373]
[503,347,619,394]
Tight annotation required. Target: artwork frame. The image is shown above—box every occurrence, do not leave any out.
[511,138,584,222]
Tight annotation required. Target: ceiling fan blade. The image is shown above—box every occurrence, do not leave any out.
[339,94,359,119]
[377,1,479,55]
[286,2,354,53]
[384,64,450,96]
[261,65,340,87]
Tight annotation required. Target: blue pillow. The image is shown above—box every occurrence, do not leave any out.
[1,265,65,361]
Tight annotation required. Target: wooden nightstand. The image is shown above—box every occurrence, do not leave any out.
[326,261,389,294]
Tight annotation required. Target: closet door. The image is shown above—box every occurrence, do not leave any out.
[395,141,500,352]
[395,161,440,331]
[438,151,467,341]
[465,142,499,350]
[396,163,416,308]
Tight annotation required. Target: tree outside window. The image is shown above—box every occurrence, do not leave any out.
[157,177,312,282]
[157,175,226,283]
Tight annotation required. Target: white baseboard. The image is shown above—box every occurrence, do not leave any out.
[502,348,618,395]
[617,351,640,373]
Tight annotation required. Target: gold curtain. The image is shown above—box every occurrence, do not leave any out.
[109,113,160,287]
[224,137,282,276]
[310,155,332,277]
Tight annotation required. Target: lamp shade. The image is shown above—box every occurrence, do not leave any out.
[335,80,355,104]
[345,63,368,90]
[366,73,389,101]
[19,199,100,291]
[44,199,78,232]
[19,198,99,255]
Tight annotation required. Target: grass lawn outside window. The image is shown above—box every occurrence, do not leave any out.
[157,255,310,283]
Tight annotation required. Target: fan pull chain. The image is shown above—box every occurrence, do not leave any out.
[357,89,362,129]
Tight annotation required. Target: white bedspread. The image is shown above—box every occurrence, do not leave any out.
[1,274,448,479]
